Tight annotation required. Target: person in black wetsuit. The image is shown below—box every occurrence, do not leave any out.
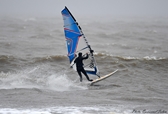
[74,52,93,82]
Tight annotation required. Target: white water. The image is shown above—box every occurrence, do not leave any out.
[0,65,87,91]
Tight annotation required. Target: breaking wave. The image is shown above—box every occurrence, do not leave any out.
[1,54,167,63]
[0,65,87,91]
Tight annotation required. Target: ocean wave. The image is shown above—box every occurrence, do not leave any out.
[0,55,67,63]
[94,53,167,61]
[1,54,167,65]
[94,53,168,70]
[0,106,125,114]
[1,54,167,74]
[32,55,67,63]
[0,66,87,91]
[0,55,15,63]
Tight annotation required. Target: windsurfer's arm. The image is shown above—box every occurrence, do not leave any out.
[83,53,89,59]
[70,57,77,68]
[70,62,74,68]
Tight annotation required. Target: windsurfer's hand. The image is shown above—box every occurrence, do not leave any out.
[90,49,94,53]
[86,53,89,56]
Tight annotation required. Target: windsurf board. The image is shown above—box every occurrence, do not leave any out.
[90,69,118,86]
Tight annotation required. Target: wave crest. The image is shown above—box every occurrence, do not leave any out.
[94,53,167,61]
[0,65,87,91]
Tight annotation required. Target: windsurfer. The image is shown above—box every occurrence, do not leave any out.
[74,52,93,82]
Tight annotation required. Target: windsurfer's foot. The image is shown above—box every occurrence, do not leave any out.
[80,78,82,82]
[89,79,93,82]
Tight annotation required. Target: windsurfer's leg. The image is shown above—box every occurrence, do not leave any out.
[81,68,93,81]
[77,70,82,82]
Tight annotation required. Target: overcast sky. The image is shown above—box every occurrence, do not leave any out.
[0,0,168,17]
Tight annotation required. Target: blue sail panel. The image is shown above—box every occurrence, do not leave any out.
[61,7,82,63]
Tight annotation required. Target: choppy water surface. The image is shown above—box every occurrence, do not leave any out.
[0,16,168,114]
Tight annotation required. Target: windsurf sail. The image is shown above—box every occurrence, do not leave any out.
[61,6,99,76]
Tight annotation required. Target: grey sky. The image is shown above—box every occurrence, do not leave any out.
[0,0,168,17]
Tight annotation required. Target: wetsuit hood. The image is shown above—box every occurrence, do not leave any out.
[78,52,82,57]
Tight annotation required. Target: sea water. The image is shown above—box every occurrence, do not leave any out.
[0,16,168,114]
